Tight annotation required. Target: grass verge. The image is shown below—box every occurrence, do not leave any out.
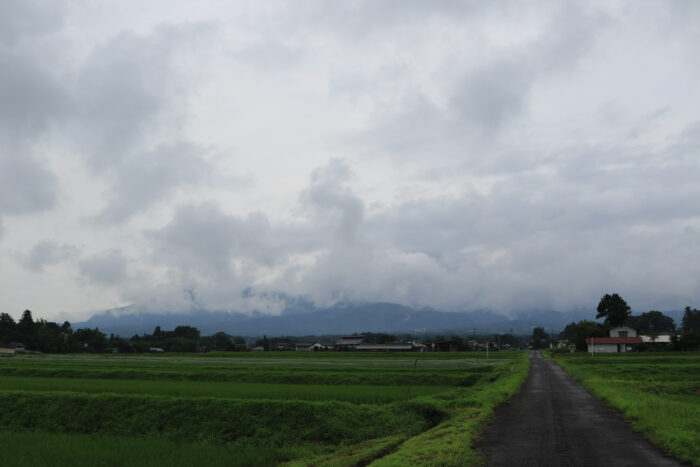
[553,353,700,466]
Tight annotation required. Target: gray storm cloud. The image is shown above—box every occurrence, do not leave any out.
[0,1,699,319]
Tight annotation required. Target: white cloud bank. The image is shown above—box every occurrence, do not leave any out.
[1,1,699,320]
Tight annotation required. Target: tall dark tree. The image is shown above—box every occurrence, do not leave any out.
[596,293,631,327]
[532,326,548,349]
[682,306,700,333]
[0,313,17,343]
[18,309,35,345]
[153,326,162,342]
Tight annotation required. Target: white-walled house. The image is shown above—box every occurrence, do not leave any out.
[609,326,637,337]
[586,327,642,353]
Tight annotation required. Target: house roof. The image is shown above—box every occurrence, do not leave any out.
[336,337,365,345]
[585,337,643,344]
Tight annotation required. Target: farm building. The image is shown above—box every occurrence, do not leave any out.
[586,327,642,353]
[295,342,325,351]
[431,340,460,352]
[640,334,672,344]
[0,347,16,356]
[335,335,366,350]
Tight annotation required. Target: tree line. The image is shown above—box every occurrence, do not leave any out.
[0,310,248,353]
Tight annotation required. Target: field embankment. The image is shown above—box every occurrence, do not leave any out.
[551,352,700,466]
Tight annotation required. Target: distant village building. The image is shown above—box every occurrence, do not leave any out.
[9,343,26,352]
[273,342,294,351]
[431,340,460,352]
[295,342,325,351]
[335,335,366,350]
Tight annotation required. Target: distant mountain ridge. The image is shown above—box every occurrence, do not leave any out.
[74,302,601,337]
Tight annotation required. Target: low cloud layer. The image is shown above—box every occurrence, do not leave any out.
[1,1,699,320]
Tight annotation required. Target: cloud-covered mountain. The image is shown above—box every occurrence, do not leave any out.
[75,302,599,337]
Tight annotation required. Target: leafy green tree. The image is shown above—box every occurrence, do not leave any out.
[627,310,675,332]
[74,328,108,353]
[596,293,631,327]
[560,320,607,351]
[172,325,200,340]
[213,332,231,350]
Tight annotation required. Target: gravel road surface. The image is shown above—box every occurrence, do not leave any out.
[477,351,682,467]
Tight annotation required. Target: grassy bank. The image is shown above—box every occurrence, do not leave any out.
[552,352,700,466]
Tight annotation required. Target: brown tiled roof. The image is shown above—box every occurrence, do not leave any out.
[585,337,643,344]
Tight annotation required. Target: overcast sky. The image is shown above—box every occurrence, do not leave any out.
[1,1,699,321]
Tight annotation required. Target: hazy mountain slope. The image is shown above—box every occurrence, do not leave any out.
[74,303,596,337]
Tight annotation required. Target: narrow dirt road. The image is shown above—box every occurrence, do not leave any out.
[477,351,681,467]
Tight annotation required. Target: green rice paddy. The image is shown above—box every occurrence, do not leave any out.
[0,351,529,466]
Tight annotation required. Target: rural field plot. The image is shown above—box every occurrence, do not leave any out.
[0,351,528,466]
[552,352,700,466]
